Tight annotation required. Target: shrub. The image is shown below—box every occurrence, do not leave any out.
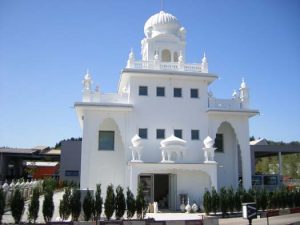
[70,188,81,221]
[211,187,219,215]
[227,187,235,213]
[219,187,228,218]
[94,184,103,223]
[43,177,57,193]
[83,189,95,221]
[104,184,115,220]
[126,187,136,219]
[255,189,261,210]
[295,190,300,207]
[278,187,287,209]
[43,190,54,222]
[260,189,268,211]
[28,187,40,223]
[136,184,146,219]
[115,185,126,220]
[203,190,211,215]
[0,188,6,224]
[59,187,72,220]
[234,188,242,212]
[11,188,25,224]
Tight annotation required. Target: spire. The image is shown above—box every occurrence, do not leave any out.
[126,49,135,68]
[239,78,249,108]
[83,70,92,91]
[201,52,208,73]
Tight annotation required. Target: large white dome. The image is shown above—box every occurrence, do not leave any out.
[144,11,182,38]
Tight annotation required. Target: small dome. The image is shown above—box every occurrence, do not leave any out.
[161,134,186,147]
[144,11,182,38]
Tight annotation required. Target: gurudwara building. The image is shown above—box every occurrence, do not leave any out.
[74,11,259,210]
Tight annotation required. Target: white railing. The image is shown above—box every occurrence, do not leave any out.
[129,60,205,73]
[208,98,242,110]
[100,93,129,104]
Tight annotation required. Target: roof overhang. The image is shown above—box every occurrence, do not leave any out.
[74,102,133,128]
[118,68,218,93]
[207,108,260,118]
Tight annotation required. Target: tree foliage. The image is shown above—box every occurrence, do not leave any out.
[211,187,219,215]
[11,188,25,224]
[59,187,72,220]
[115,185,126,220]
[70,188,81,221]
[126,187,136,219]
[227,187,235,213]
[0,188,6,224]
[94,184,103,222]
[136,184,146,219]
[28,187,40,223]
[43,190,54,222]
[203,190,211,215]
[219,187,228,218]
[83,189,95,221]
[104,184,115,220]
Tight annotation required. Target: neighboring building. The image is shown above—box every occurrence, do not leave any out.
[26,161,59,179]
[0,146,60,182]
[74,11,259,209]
[59,140,81,184]
[250,139,300,190]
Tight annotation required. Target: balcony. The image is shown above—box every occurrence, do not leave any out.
[208,98,242,110]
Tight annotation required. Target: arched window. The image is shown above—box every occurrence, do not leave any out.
[173,52,179,62]
[161,49,171,62]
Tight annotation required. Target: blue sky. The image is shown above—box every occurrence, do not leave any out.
[0,0,299,148]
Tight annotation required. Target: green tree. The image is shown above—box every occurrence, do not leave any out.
[115,185,126,220]
[83,189,95,221]
[94,184,103,223]
[59,187,72,220]
[104,184,115,220]
[11,188,25,224]
[227,187,235,213]
[28,187,40,223]
[126,187,136,219]
[136,184,146,219]
[203,190,211,215]
[43,190,54,222]
[211,187,219,215]
[219,187,228,218]
[0,188,6,224]
[234,188,242,212]
[260,189,268,211]
[70,188,81,221]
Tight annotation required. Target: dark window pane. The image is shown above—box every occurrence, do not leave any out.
[190,89,199,98]
[156,87,165,97]
[139,86,148,96]
[174,88,182,97]
[191,130,199,140]
[174,129,182,139]
[156,129,165,139]
[139,128,148,139]
[214,133,223,152]
[99,131,114,150]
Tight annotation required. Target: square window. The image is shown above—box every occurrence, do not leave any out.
[139,128,148,139]
[156,87,165,97]
[191,130,199,140]
[174,129,182,139]
[98,131,114,150]
[156,129,165,139]
[174,88,182,97]
[139,86,148,96]
[214,133,224,152]
[190,89,199,98]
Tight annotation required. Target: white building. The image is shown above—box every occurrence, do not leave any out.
[74,11,259,210]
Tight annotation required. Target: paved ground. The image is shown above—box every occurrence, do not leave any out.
[2,191,300,225]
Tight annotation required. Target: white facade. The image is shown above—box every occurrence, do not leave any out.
[74,11,259,210]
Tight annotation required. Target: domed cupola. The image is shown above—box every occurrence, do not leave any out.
[141,11,186,62]
[144,11,183,39]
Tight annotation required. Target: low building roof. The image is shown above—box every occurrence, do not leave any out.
[0,148,39,154]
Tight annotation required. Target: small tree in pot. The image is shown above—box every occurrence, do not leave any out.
[203,189,211,215]
[11,188,25,224]
[94,184,103,223]
[43,190,54,222]
[104,184,115,220]
[59,187,72,220]
[115,185,126,220]
[136,184,146,219]
[219,187,228,218]
[83,189,95,221]
[227,187,235,214]
[211,187,219,215]
[28,187,40,223]
[126,187,136,219]
[0,188,5,225]
[70,188,81,221]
